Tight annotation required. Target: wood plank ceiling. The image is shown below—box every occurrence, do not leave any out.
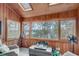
[7,3,79,18]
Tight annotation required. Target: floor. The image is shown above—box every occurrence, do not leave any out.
[19,48,29,56]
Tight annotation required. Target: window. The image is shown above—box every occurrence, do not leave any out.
[18,3,32,11]
[32,21,58,39]
[49,3,59,5]
[22,18,76,40]
[22,22,30,38]
[7,20,20,39]
[60,19,76,39]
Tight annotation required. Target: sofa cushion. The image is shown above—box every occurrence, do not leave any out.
[8,45,19,50]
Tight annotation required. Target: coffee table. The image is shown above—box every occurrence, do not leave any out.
[29,45,52,56]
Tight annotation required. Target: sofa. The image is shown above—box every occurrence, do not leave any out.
[0,40,19,56]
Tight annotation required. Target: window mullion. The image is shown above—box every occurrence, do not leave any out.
[59,20,61,40]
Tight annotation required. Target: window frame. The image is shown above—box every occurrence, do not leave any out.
[60,19,76,40]
[7,20,20,39]
[22,22,30,38]
[22,18,76,41]
[31,20,59,40]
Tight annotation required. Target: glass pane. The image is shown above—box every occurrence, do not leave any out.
[32,21,58,39]
[60,19,76,39]
[7,20,20,39]
[32,22,43,38]
[23,22,30,38]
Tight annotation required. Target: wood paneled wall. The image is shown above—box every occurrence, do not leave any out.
[74,8,79,55]
[22,9,79,55]
[0,3,79,55]
[0,3,21,46]
[24,10,77,22]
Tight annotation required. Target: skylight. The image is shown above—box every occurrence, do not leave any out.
[18,3,32,11]
[49,3,59,5]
